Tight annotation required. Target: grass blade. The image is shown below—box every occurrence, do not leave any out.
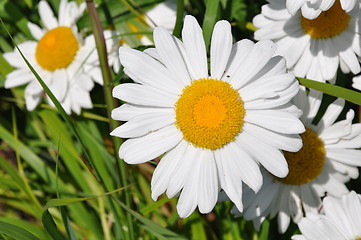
[0,220,41,240]
[298,77,361,105]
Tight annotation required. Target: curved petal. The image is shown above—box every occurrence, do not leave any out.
[181,15,208,79]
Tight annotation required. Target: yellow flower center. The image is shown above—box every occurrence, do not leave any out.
[277,128,326,185]
[36,26,79,71]
[175,78,245,150]
[301,0,350,39]
[356,238,361,240]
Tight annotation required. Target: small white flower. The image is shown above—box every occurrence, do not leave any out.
[253,0,361,83]
[292,191,361,240]
[235,86,361,233]
[111,15,304,218]
[286,0,361,19]
[4,0,118,114]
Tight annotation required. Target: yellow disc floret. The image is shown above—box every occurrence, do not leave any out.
[36,26,79,71]
[301,0,350,39]
[277,128,326,185]
[175,78,245,150]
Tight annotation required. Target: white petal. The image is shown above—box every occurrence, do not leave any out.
[39,0,58,30]
[153,27,192,85]
[316,98,345,129]
[118,125,182,164]
[166,143,197,198]
[177,151,201,218]
[230,40,277,89]
[181,15,208,79]
[245,109,305,134]
[222,142,263,193]
[236,131,289,178]
[197,150,218,214]
[112,83,177,107]
[242,122,302,152]
[111,103,172,121]
[25,82,42,111]
[27,22,45,40]
[151,140,188,201]
[118,47,183,94]
[210,20,233,79]
[110,111,174,138]
[214,148,243,212]
[49,69,68,102]
[326,149,361,166]
[5,69,34,88]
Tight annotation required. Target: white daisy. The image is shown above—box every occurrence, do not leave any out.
[111,15,304,218]
[235,86,361,233]
[4,0,117,114]
[292,191,361,240]
[253,0,361,83]
[286,0,361,19]
[145,0,177,31]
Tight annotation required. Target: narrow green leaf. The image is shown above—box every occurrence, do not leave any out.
[42,210,67,240]
[0,221,40,240]
[298,77,361,105]
[60,208,78,240]
[112,198,186,239]
[172,0,184,38]
[259,219,269,240]
[202,0,221,49]
[140,197,171,215]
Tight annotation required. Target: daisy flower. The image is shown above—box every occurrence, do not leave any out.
[111,15,304,218]
[235,86,361,233]
[253,0,361,83]
[286,0,361,19]
[292,191,361,240]
[144,0,177,31]
[4,0,117,114]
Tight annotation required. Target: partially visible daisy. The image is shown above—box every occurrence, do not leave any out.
[286,0,361,19]
[292,191,361,240]
[253,0,361,83]
[111,15,304,218]
[123,0,178,46]
[352,75,361,91]
[234,86,361,233]
[4,0,118,114]
[144,0,177,31]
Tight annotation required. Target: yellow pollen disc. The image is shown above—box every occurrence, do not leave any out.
[36,26,79,71]
[175,78,245,150]
[301,0,350,39]
[355,238,361,240]
[277,128,326,185]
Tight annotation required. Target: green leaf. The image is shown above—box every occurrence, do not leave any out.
[42,210,67,240]
[259,219,269,240]
[172,0,184,38]
[298,77,361,105]
[0,221,41,240]
[112,197,187,239]
[202,0,221,49]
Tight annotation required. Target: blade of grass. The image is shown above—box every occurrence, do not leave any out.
[298,77,361,105]
[258,219,269,240]
[0,221,41,240]
[85,2,134,239]
[112,197,186,239]
[172,0,184,38]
